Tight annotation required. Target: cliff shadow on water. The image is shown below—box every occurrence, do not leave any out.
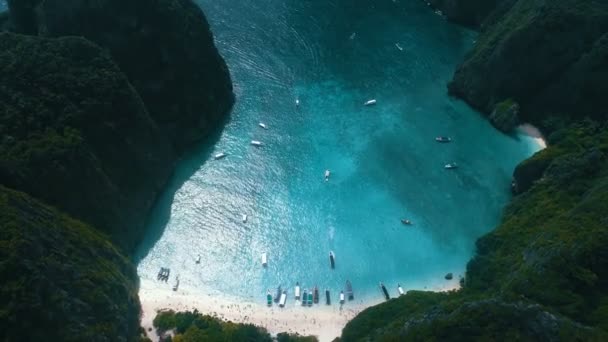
[134,113,232,264]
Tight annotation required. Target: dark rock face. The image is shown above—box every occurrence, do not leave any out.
[447,0,608,128]
[512,151,552,194]
[0,185,140,341]
[488,99,519,133]
[6,0,39,34]
[0,32,175,251]
[9,0,234,152]
[0,11,10,31]
[426,0,515,27]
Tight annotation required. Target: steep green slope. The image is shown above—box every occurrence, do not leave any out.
[8,0,234,152]
[0,185,140,341]
[0,32,175,252]
[341,123,608,340]
[447,0,608,131]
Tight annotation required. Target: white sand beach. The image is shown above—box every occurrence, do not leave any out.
[140,278,460,342]
[518,123,547,149]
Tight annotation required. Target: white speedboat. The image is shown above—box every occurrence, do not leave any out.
[279,290,287,308]
[295,98,300,107]
[364,99,377,106]
[242,214,248,223]
[262,252,268,267]
[395,43,404,51]
[444,163,458,170]
[295,282,301,300]
[349,32,356,40]
[324,169,331,181]
[398,284,405,296]
[195,254,201,264]
[435,136,452,143]
[251,140,263,147]
[214,152,227,160]
[259,122,267,129]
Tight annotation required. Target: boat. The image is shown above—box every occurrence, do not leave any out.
[307,291,313,307]
[325,289,331,305]
[444,163,458,170]
[261,253,268,267]
[214,152,227,160]
[195,254,201,264]
[313,286,319,304]
[301,289,308,306]
[364,99,377,106]
[435,136,452,143]
[295,282,301,300]
[339,291,345,304]
[242,214,248,223]
[251,140,263,147]
[267,290,273,306]
[329,251,335,269]
[401,219,412,226]
[345,280,354,300]
[395,43,404,51]
[172,276,180,291]
[295,98,300,107]
[279,290,287,307]
[259,122,267,129]
[380,282,390,301]
[398,284,405,296]
[324,169,330,182]
[349,32,356,40]
[274,286,282,303]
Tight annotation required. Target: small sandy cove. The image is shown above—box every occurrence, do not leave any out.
[140,279,460,342]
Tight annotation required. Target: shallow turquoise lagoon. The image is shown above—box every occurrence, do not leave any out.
[136,0,541,304]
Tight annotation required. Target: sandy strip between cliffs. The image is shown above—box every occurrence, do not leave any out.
[140,279,460,342]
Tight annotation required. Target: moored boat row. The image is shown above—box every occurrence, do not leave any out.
[267,280,355,308]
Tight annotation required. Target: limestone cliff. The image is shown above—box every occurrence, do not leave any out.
[0,32,175,252]
[0,185,140,341]
[8,0,234,152]
[446,0,608,131]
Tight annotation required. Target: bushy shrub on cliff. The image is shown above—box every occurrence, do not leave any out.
[153,310,273,342]
[152,310,318,342]
[0,185,141,341]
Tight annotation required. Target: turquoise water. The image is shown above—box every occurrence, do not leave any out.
[136,0,540,303]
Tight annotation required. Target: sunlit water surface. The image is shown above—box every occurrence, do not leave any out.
[136,0,540,304]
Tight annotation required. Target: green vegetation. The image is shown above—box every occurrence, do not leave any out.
[488,98,519,132]
[447,0,608,130]
[9,0,234,151]
[0,185,141,341]
[341,123,608,340]
[1,0,234,340]
[0,32,175,252]
[152,310,318,342]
